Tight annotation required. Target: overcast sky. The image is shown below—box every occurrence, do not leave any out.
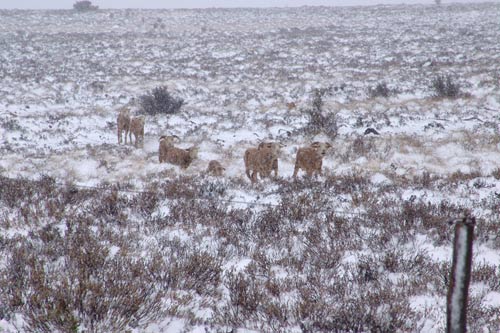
[0,0,494,9]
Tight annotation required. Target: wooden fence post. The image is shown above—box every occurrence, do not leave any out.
[446,216,475,333]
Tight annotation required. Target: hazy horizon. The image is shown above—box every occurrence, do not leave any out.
[0,0,495,9]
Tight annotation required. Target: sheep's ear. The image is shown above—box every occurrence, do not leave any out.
[311,142,320,147]
[326,142,332,148]
[258,142,266,149]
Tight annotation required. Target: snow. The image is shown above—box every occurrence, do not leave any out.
[1,2,500,332]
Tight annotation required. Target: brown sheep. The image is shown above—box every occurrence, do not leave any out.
[129,116,145,148]
[158,135,180,163]
[286,102,297,110]
[244,142,283,183]
[158,136,198,169]
[293,142,332,178]
[117,108,131,144]
[206,160,225,176]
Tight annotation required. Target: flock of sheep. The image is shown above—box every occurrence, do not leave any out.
[116,107,332,182]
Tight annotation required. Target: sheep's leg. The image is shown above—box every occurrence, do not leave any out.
[251,170,258,183]
[293,164,299,178]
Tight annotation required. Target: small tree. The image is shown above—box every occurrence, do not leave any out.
[302,87,338,139]
[73,1,98,11]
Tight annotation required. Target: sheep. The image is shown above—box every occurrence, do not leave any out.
[117,108,131,144]
[244,142,283,183]
[158,135,180,163]
[286,102,297,110]
[293,142,332,178]
[129,116,145,148]
[206,160,225,176]
[158,136,198,169]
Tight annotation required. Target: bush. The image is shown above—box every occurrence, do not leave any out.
[139,86,184,116]
[73,1,98,11]
[432,75,461,98]
[302,88,338,139]
[368,82,392,98]
[1,223,165,332]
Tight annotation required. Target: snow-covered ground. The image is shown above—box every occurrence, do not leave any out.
[0,3,499,332]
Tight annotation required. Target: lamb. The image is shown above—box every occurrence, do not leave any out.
[158,136,198,169]
[117,108,131,144]
[293,142,332,178]
[244,142,283,183]
[129,116,145,148]
[206,160,225,176]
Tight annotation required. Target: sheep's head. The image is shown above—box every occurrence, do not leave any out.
[186,147,199,159]
[135,116,145,126]
[257,142,285,156]
[159,135,180,146]
[310,142,332,156]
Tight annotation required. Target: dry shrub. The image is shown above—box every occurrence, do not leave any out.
[447,170,482,185]
[301,87,338,139]
[1,170,500,332]
[490,168,500,180]
[0,222,165,332]
[296,272,418,332]
[432,74,462,99]
[368,81,398,98]
[351,136,377,156]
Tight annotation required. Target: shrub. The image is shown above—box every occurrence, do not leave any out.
[432,75,462,98]
[139,86,184,116]
[368,82,393,98]
[73,1,98,11]
[302,87,338,139]
[1,223,165,332]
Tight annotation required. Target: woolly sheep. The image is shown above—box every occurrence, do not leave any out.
[129,116,145,148]
[158,136,198,169]
[206,160,225,177]
[293,142,332,178]
[244,142,283,183]
[117,108,131,144]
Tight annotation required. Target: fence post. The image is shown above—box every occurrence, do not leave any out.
[446,216,475,333]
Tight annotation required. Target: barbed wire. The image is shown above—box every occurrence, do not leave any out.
[1,175,366,217]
